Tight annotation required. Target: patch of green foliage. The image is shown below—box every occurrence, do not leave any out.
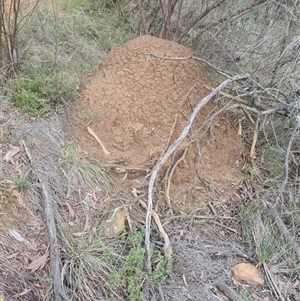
[151,254,172,282]
[12,62,76,115]
[108,227,145,301]
[60,143,110,190]
[8,0,136,115]
[13,176,30,191]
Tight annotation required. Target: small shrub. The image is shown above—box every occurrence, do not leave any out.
[13,177,30,191]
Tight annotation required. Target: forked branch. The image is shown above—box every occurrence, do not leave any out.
[145,72,249,273]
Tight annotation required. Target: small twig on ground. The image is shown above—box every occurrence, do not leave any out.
[87,126,110,156]
[250,114,260,160]
[145,73,249,273]
[217,282,243,301]
[139,199,172,258]
[272,115,300,207]
[165,147,188,210]
[268,206,300,259]
[263,262,286,301]
[147,53,231,78]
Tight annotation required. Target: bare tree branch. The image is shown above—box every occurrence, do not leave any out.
[145,72,249,273]
[272,114,300,207]
[176,0,226,43]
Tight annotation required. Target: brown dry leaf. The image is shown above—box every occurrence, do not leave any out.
[73,232,86,237]
[92,190,97,202]
[11,189,26,207]
[286,257,293,268]
[132,188,138,198]
[26,250,49,272]
[65,201,75,218]
[132,188,142,198]
[3,146,20,162]
[116,167,127,173]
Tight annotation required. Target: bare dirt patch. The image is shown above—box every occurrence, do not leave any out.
[70,35,244,206]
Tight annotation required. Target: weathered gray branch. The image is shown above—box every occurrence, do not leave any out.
[145,73,249,273]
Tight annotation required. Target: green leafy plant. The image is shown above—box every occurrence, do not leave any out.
[11,62,76,115]
[151,255,171,282]
[13,177,30,191]
[109,227,146,301]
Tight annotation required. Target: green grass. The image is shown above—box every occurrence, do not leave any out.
[8,0,136,116]
[60,143,110,190]
[61,229,120,300]
[13,177,30,191]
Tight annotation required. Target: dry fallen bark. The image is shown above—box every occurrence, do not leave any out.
[41,180,71,301]
[145,73,249,273]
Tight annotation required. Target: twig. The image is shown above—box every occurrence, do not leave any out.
[139,199,172,258]
[147,53,231,78]
[87,126,110,156]
[263,262,286,301]
[176,0,226,43]
[165,147,188,209]
[217,282,244,301]
[145,73,249,273]
[272,115,300,207]
[269,206,300,259]
[250,114,260,160]
[20,140,70,301]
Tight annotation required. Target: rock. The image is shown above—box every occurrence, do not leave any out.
[104,209,126,238]
[232,263,264,286]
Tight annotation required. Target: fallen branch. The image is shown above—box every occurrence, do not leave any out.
[147,53,231,78]
[263,262,286,301]
[139,199,172,258]
[217,282,243,301]
[145,73,249,273]
[41,180,71,301]
[272,114,300,207]
[20,141,70,301]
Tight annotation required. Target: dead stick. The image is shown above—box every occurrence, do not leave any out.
[272,115,300,207]
[165,147,188,209]
[217,282,244,301]
[263,262,286,301]
[269,207,300,259]
[41,180,71,301]
[139,199,172,258]
[87,126,110,156]
[145,74,249,274]
[250,114,260,160]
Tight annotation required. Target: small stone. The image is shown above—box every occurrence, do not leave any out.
[232,263,264,286]
[104,209,126,238]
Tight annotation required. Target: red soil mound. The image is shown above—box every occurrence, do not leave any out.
[70,35,244,204]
